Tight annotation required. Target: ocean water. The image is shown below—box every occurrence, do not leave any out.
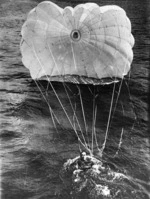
[0,0,149,198]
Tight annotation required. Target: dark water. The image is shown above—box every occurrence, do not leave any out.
[0,0,149,198]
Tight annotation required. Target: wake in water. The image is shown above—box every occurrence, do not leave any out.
[60,152,141,199]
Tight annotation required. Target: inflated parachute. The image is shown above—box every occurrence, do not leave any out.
[20,1,134,84]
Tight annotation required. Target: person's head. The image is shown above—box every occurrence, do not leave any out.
[81,152,86,160]
[82,152,86,157]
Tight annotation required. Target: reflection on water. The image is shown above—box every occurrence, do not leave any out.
[0,0,149,198]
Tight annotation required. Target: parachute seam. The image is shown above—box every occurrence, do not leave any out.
[84,36,131,63]
[88,32,132,48]
[81,39,102,79]
[81,38,111,79]
[37,5,68,30]
[78,41,88,77]
[81,9,95,78]
[79,10,127,32]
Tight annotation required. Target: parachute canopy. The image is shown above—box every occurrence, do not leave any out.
[20,1,134,84]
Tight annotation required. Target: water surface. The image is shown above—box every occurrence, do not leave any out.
[0,0,149,198]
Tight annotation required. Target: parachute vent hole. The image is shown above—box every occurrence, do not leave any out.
[73,31,79,39]
[71,29,81,42]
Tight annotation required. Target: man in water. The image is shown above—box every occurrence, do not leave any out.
[77,152,94,170]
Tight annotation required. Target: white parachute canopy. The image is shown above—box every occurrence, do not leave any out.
[20,1,134,84]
